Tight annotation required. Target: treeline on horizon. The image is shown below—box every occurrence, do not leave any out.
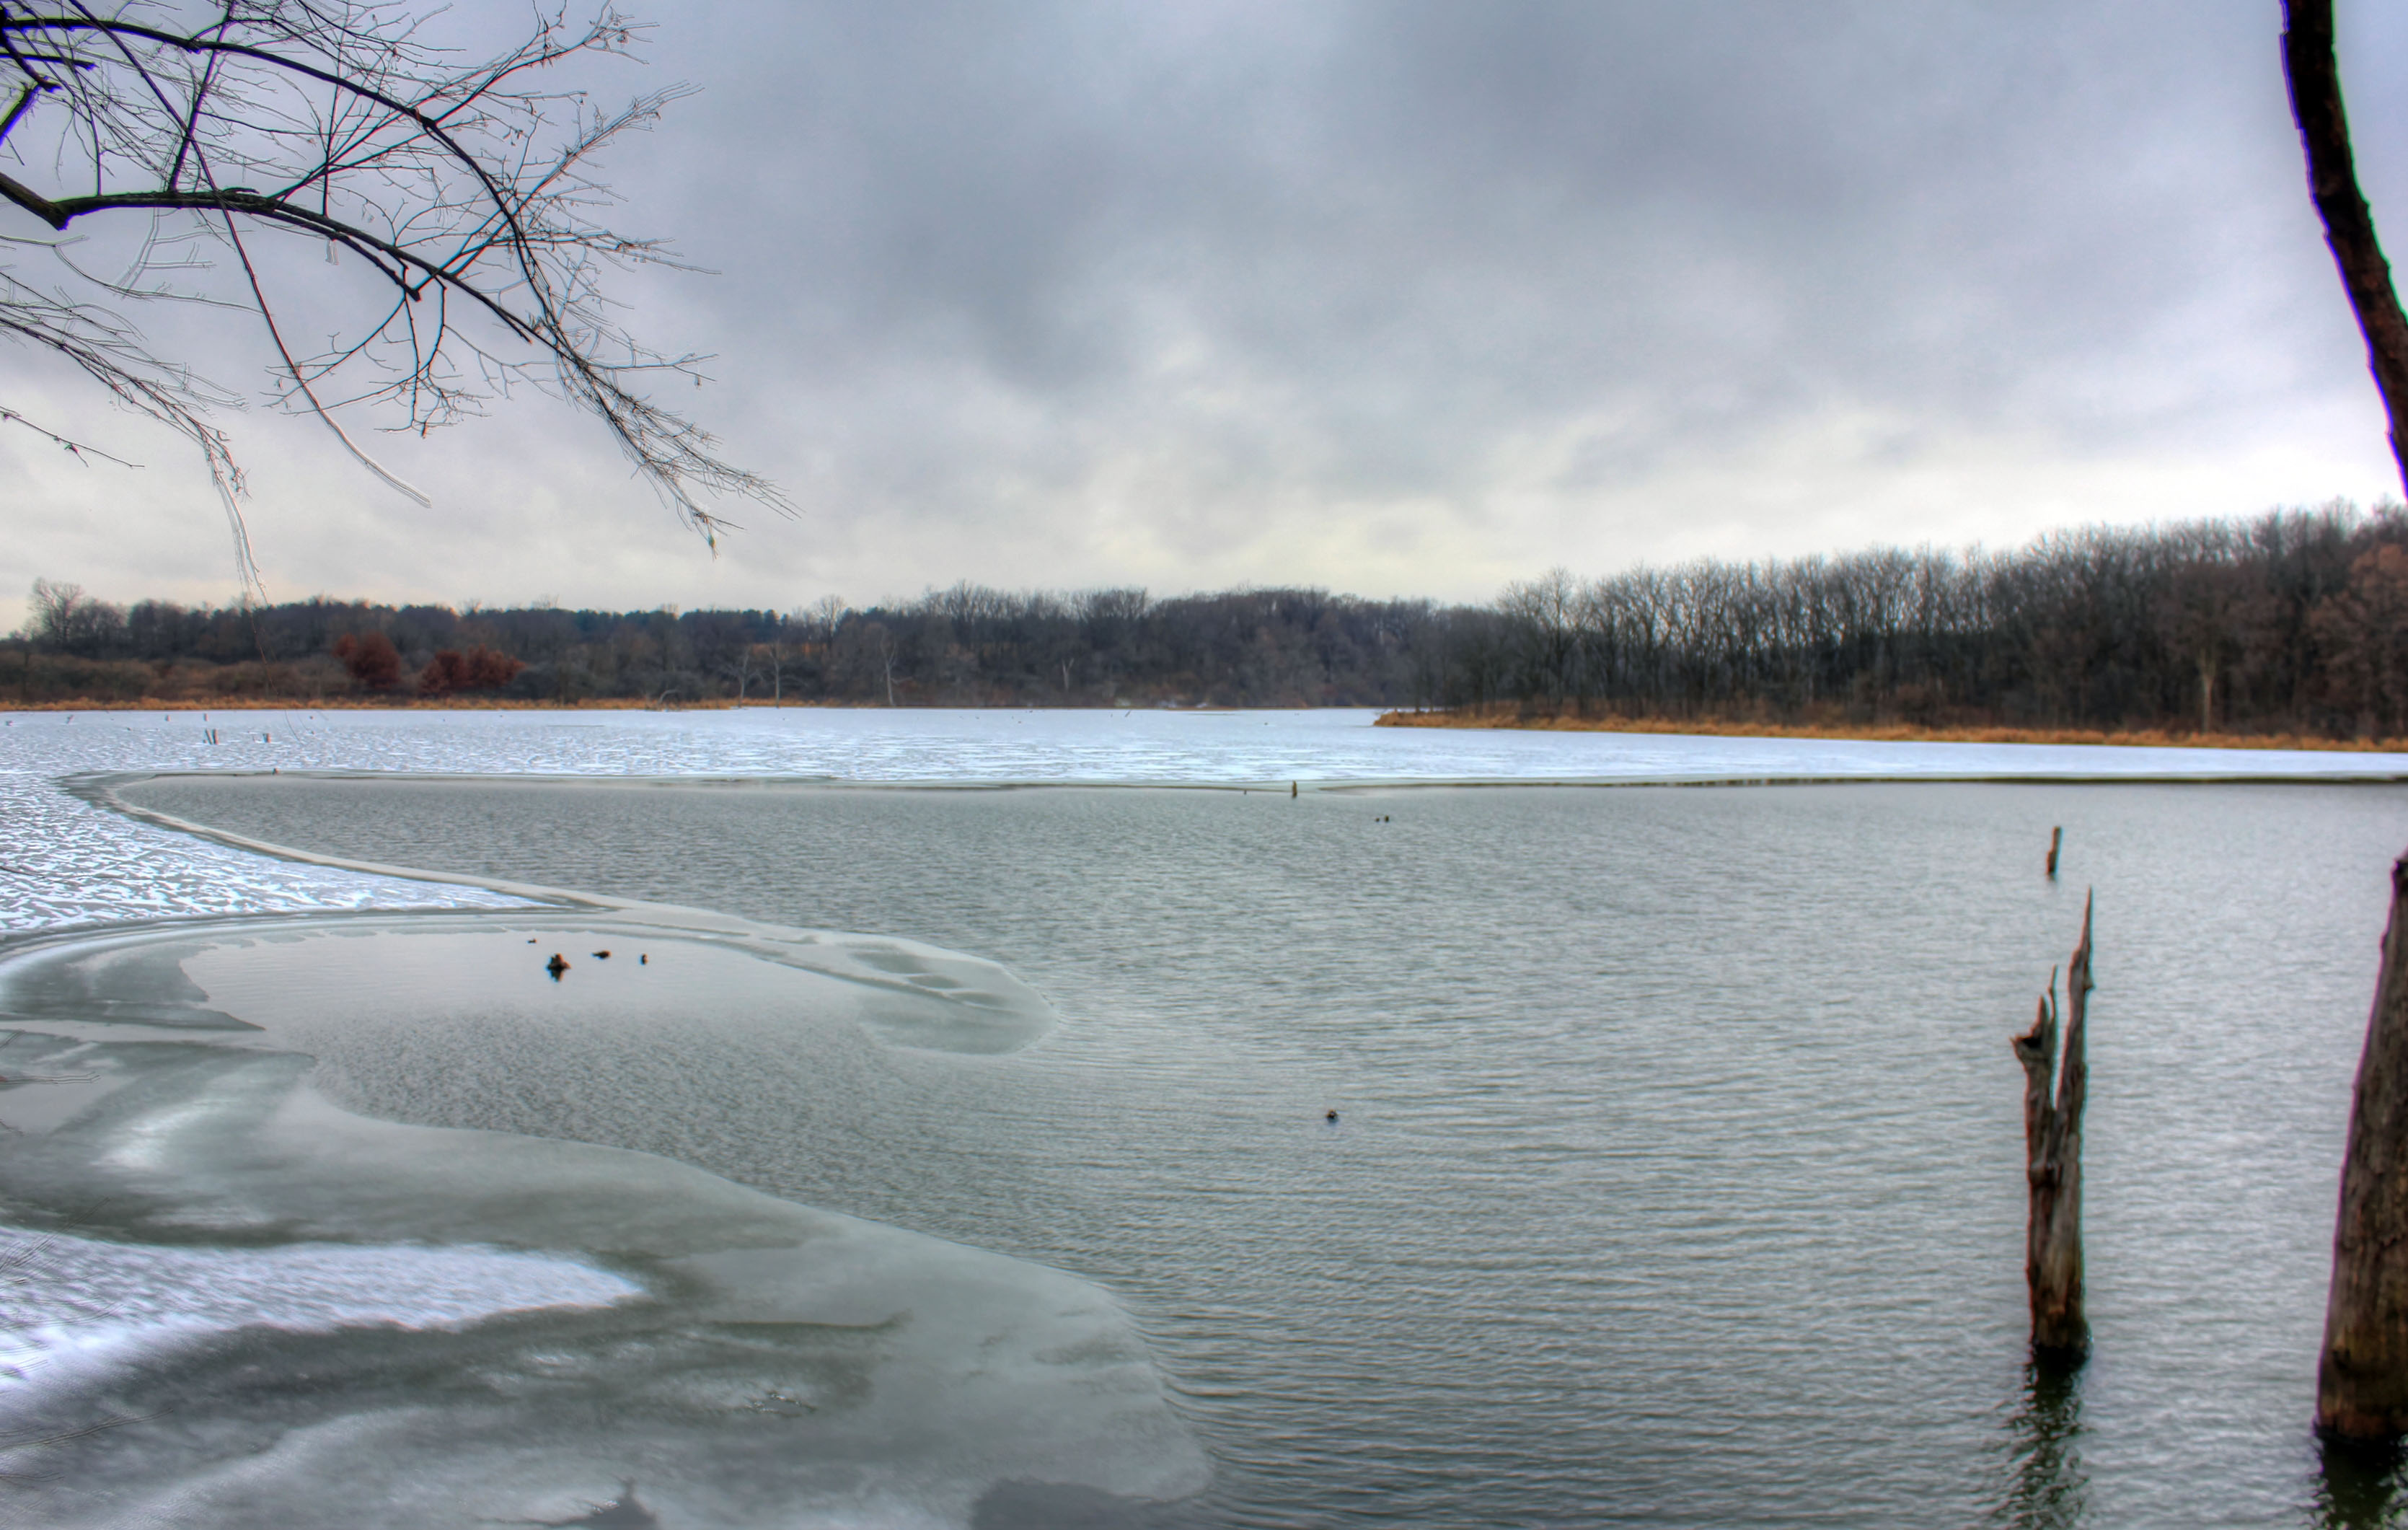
[12,500,2408,737]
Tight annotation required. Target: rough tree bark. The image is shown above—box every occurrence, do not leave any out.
[2283,0,2408,497]
[2013,894,2094,1359]
[2318,852,2408,1438]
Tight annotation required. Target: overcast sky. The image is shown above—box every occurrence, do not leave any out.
[7,1,2408,620]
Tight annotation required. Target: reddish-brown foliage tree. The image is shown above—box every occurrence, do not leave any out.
[416,646,524,698]
[465,646,528,691]
[332,631,402,691]
[415,650,467,697]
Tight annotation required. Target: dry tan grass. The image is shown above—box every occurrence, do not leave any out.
[1372,705,2403,753]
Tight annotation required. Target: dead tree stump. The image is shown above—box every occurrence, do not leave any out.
[2319,853,2408,1438]
[2013,893,2094,1359]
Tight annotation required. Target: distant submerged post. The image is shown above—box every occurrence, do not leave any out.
[2319,852,2408,1438]
[2047,827,2063,879]
[2012,894,2094,1360]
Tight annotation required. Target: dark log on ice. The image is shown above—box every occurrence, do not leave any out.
[2319,852,2408,1438]
[2047,827,2063,879]
[2012,894,2094,1359]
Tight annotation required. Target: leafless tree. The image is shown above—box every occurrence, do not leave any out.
[2283,0,2408,496]
[0,0,782,586]
[1499,567,1581,706]
[720,639,753,700]
[25,575,123,651]
[757,636,782,703]
[2312,543,2408,738]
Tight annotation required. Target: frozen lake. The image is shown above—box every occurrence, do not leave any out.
[5,705,2401,931]
[4,708,2407,1526]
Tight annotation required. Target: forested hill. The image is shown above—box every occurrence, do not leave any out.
[14,501,2407,739]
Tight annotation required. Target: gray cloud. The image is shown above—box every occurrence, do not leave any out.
[9,1,2407,619]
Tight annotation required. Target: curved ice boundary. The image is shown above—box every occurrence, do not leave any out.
[0,913,1202,1528]
[0,762,532,934]
[9,705,2406,933]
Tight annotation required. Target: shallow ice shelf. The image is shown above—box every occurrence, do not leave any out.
[0,912,1202,1529]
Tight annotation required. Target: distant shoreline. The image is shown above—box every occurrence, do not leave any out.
[1372,706,2405,753]
[4,696,829,713]
[6,695,2400,754]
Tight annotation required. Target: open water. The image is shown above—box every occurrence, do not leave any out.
[3,708,2407,1526]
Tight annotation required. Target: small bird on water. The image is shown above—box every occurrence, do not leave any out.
[1326,1107,1339,1123]
[545,954,569,979]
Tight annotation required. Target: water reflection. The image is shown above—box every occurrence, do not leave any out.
[2315,1433,2408,1529]
[1996,1358,2087,1529]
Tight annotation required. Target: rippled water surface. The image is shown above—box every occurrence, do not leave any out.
[111,771,2408,1527]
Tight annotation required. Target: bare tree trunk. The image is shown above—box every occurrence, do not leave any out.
[2319,852,2408,1438]
[2283,0,2408,497]
[2013,895,2094,1359]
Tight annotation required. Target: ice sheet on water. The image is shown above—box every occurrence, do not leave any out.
[0,710,544,932]
[9,705,2402,938]
[0,768,534,933]
[1,909,1059,1062]
[19,703,2408,789]
[0,917,1194,1526]
[0,1226,643,1389]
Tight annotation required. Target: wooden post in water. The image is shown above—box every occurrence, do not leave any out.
[2319,853,2408,1438]
[2046,827,2063,879]
[2012,894,2094,1359]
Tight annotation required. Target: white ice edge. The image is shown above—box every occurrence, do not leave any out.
[5,706,2405,936]
[0,1227,643,1397]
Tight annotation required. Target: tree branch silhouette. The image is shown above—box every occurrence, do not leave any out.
[0,1,783,565]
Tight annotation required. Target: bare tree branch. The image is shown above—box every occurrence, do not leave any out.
[2283,0,2408,498]
[0,0,783,552]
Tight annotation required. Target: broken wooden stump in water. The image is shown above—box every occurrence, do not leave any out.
[2012,893,2094,1360]
[2047,827,2063,879]
[2319,852,2408,1439]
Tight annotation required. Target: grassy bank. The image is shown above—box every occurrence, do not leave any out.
[1372,705,2404,753]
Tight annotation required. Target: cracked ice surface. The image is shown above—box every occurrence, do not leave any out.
[0,770,533,933]
[7,705,2406,936]
[1,714,541,933]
